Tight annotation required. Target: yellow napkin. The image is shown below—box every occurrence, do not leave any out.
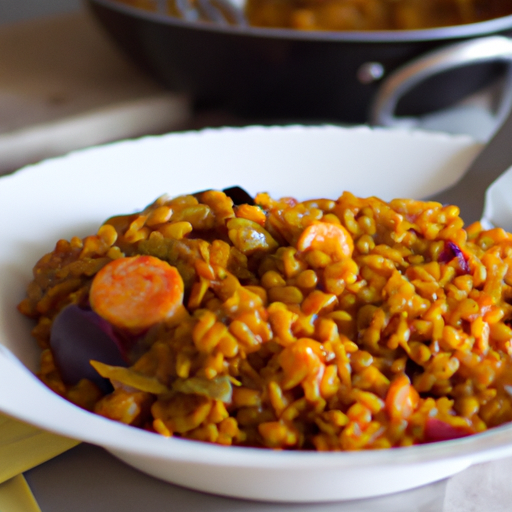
[0,413,79,512]
[0,475,42,512]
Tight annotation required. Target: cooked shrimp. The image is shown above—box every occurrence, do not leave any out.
[297,221,354,261]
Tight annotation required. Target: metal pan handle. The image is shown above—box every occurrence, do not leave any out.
[370,36,512,132]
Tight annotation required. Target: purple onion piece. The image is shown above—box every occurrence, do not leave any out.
[50,304,129,394]
[438,241,470,274]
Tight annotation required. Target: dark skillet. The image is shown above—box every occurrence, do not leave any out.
[86,0,512,124]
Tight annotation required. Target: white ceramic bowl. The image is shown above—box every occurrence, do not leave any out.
[3,124,512,503]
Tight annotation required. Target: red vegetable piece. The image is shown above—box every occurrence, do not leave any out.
[424,418,474,442]
[385,374,419,421]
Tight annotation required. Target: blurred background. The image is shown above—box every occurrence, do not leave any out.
[0,0,192,175]
[0,0,81,24]
[0,0,507,174]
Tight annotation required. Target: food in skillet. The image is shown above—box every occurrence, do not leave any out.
[113,0,512,30]
[245,0,512,31]
[18,188,512,450]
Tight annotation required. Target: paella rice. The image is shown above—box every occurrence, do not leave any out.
[114,0,512,31]
[244,0,512,31]
[18,188,512,450]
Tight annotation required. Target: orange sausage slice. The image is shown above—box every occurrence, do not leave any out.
[297,221,354,261]
[90,255,184,334]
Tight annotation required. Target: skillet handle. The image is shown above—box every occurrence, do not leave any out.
[370,36,512,133]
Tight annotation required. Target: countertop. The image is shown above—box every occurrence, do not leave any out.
[23,443,512,512]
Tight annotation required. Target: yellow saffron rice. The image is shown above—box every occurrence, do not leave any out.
[18,189,512,450]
